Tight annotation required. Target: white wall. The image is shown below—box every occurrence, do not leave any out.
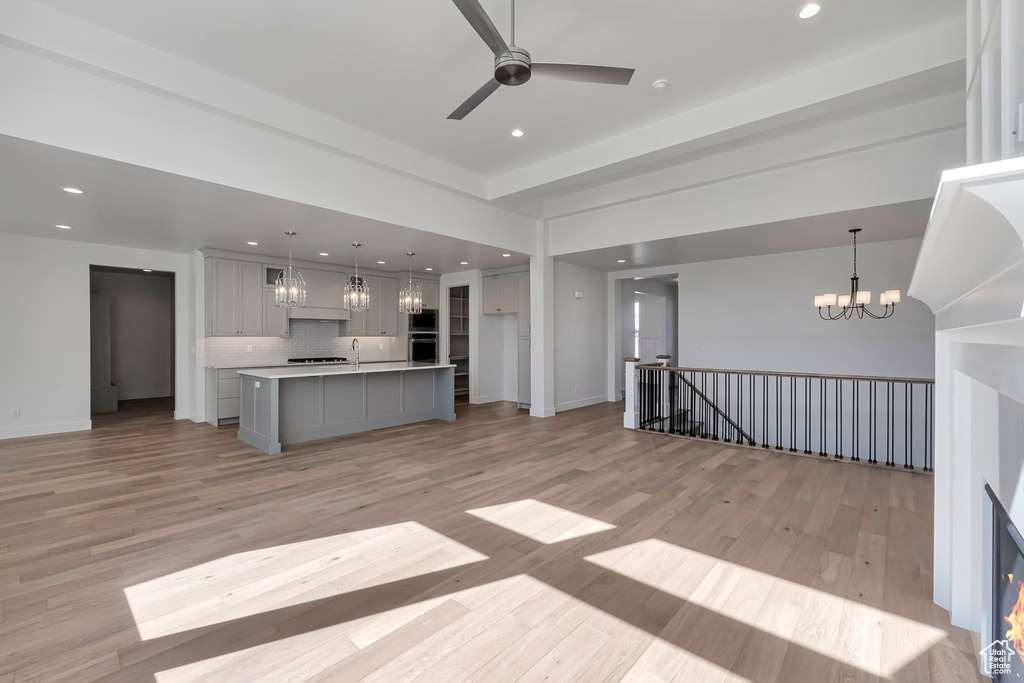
[676,239,935,378]
[90,269,175,400]
[554,261,608,412]
[0,234,194,439]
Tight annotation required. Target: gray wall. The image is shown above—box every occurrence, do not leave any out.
[91,269,175,401]
[554,260,607,411]
[676,238,935,378]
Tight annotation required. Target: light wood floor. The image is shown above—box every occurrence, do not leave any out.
[0,398,984,682]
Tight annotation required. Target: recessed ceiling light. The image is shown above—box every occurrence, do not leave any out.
[142,269,152,273]
[798,2,821,18]
[617,259,626,263]
[460,261,469,265]
[56,224,73,230]
[62,187,83,194]
[425,267,433,271]
[247,241,258,246]
[502,253,511,257]
[511,129,524,138]
[319,252,329,256]
[377,261,386,264]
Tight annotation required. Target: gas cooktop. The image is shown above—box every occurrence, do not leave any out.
[287,357,348,364]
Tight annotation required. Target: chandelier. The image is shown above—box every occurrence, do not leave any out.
[274,230,306,308]
[343,242,370,312]
[399,252,423,315]
[815,229,900,320]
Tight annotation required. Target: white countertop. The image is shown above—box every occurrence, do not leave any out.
[237,362,455,379]
[206,360,406,370]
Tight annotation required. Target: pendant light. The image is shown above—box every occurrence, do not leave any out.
[814,229,900,320]
[344,242,370,312]
[275,230,306,308]
[399,252,423,315]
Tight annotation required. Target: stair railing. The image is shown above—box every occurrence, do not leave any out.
[624,359,934,472]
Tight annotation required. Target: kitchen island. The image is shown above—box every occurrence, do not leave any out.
[236,362,456,454]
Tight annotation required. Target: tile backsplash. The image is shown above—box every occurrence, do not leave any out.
[204,320,402,367]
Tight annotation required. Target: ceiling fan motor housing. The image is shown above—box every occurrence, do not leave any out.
[494,46,531,85]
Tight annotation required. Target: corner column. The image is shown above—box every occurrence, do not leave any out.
[623,357,640,428]
[530,220,555,417]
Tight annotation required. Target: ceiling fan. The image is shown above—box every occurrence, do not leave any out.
[447,0,636,120]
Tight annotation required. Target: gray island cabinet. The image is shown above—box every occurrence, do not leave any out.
[236,363,456,454]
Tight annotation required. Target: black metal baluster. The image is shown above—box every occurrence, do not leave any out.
[924,383,932,472]
[639,368,646,429]
[887,381,894,467]
[762,375,768,448]
[835,379,843,460]
[852,380,860,462]
[869,381,877,464]
[789,376,796,452]
[775,375,782,450]
[749,374,756,446]
[906,382,913,470]
[819,377,826,457]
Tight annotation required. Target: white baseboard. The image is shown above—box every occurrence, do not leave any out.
[555,395,609,413]
[174,410,193,421]
[471,393,505,404]
[530,406,556,418]
[0,420,92,440]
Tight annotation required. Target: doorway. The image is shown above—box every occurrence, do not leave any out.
[636,292,667,361]
[448,284,470,404]
[615,276,679,399]
[90,266,175,417]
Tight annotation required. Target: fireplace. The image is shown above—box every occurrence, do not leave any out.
[987,484,1024,680]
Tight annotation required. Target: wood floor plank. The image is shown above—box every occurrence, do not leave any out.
[0,397,980,682]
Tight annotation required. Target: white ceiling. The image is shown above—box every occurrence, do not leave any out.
[36,0,962,176]
[557,199,933,271]
[0,135,527,274]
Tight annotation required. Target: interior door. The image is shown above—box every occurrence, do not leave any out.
[638,292,667,362]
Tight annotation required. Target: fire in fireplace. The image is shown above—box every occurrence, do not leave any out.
[989,484,1024,680]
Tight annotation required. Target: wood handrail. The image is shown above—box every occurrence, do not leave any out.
[634,364,933,384]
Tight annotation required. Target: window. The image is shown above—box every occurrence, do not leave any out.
[634,298,641,358]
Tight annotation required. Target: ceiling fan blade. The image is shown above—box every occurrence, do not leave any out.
[451,0,510,57]
[447,79,502,120]
[531,63,635,85]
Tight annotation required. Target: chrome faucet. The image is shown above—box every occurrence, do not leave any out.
[351,338,360,368]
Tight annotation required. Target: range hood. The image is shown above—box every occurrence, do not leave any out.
[288,306,351,321]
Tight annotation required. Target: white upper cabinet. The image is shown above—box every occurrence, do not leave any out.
[483,273,520,314]
[346,276,399,336]
[418,279,440,310]
[518,272,530,337]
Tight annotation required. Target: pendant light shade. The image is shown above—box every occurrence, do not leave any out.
[344,242,370,312]
[399,252,423,315]
[275,231,306,308]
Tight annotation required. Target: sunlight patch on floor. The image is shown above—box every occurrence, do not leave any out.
[154,573,736,683]
[125,521,487,640]
[585,539,944,680]
[465,498,615,544]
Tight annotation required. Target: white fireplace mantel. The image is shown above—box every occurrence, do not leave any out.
[911,158,1024,647]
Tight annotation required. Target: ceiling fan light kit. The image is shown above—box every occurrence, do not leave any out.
[447,0,636,120]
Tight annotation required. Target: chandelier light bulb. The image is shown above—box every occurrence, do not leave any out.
[814,295,824,308]
[822,294,837,306]
[838,294,851,308]
[856,290,871,305]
